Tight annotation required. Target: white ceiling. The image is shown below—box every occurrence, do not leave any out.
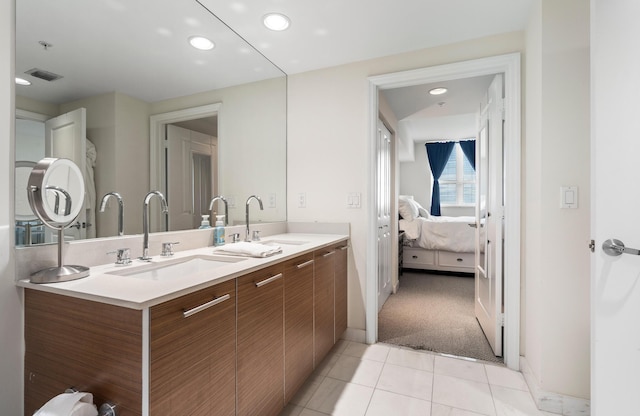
[15,0,284,104]
[16,0,533,143]
[199,0,533,146]
[200,0,534,75]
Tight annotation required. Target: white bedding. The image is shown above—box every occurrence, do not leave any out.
[400,215,476,253]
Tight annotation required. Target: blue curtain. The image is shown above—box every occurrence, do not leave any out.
[459,139,476,170]
[425,142,455,216]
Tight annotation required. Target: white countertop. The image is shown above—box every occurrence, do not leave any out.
[17,233,348,309]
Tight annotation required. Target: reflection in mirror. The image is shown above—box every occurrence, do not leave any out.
[15,0,287,247]
[28,158,84,225]
[26,157,90,283]
[15,160,40,245]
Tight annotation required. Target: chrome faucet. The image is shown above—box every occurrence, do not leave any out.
[140,191,168,261]
[208,195,228,225]
[245,195,264,242]
[99,192,124,236]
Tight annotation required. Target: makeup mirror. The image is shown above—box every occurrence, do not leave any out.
[26,158,89,283]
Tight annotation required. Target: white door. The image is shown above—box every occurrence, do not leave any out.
[592,2,640,412]
[166,125,216,230]
[191,130,217,228]
[167,124,196,231]
[475,74,504,357]
[45,108,87,240]
[377,119,392,310]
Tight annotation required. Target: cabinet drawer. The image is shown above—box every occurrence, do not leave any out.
[403,248,436,265]
[438,251,475,268]
[150,279,236,358]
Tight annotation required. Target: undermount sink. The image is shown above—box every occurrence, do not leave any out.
[106,254,246,281]
[258,240,309,246]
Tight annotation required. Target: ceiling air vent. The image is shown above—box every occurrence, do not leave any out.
[25,68,63,82]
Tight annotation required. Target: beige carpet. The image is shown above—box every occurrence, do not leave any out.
[378,271,502,363]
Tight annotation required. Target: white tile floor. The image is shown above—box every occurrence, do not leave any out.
[281,340,559,416]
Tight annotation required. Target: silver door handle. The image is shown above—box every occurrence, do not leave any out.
[602,239,640,256]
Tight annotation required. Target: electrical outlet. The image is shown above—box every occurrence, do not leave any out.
[298,192,306,208]
[227,196,236,208]
[268,193,276,208]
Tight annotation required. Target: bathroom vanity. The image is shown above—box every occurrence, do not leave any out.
[20,233,349,416]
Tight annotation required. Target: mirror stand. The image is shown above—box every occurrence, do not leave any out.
[30,228,89,284]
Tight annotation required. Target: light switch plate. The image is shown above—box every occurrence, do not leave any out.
[560,186,578,209]
[347,192,361,208]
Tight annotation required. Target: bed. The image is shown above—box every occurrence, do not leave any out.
[398,196,477,274]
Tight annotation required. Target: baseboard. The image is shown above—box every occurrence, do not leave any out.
[340,327,366,344]
[520,356,590,415]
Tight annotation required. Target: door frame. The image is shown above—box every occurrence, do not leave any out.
[366,53,521,370]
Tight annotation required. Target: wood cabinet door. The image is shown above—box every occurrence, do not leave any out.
[150,279,236,416]
[314,247,336,365]
[237,264,285,416]
[334,243,348,340]
[283,253,315,403]
[25,290,143,416]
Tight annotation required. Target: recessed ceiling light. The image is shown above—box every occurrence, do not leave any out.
[263,13,290,31]
[188,36,215,51]
[429,87,448,95]
[15,77,31,86]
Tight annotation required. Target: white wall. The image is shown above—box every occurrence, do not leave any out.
[0,1,22,414]
[525,0,590,401]
[400,142,432,209]
[287,31,524,331]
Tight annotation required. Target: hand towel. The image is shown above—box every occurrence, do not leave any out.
[213,241,282,258]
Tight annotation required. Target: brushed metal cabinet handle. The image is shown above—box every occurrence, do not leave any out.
[255,273,283,287]
[183,293,230,318]
[296,259,315,269]
[322,251,335,258]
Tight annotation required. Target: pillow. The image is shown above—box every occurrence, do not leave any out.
[398,196,419,220]
[418,206,430,218]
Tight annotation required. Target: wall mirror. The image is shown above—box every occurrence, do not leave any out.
[14,0,287,247]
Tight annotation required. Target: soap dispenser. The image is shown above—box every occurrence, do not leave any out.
[213,215,226,246]
[199,215,211,229]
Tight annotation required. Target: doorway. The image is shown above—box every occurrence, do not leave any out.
[366,53,522,370]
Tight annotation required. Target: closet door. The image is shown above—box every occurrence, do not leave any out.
[166,124,194,231]
[376,119,392,310]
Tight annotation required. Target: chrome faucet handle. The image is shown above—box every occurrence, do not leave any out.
[107,248,131,266]
[252,230,261,241]
[231,233,241,243]
[161,241,180,256]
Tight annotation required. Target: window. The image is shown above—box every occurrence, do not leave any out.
[439,143,475,206]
